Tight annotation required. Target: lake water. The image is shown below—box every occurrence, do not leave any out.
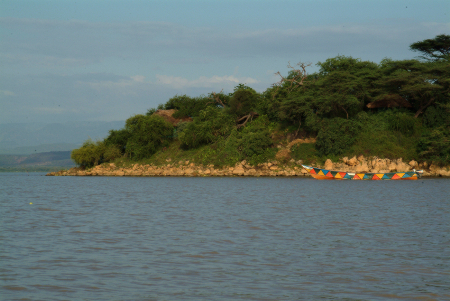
[1,173,449,300]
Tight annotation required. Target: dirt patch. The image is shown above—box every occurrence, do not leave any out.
[153,109,192,126]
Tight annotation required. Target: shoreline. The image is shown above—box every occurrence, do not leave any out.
[47,156,450,178]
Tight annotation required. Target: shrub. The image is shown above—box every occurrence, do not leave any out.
[178,107,235,149]
[238,116,275,164]
[228,88,259,117]
[316,118,361,156]
[423,105,449,128]
[186,115,276,167]
[104,128,130,154]
[349,129,418,160]
[387,111,420,136]
[162,95,213,118]
[103,145,123,162]
[417,126,450,165]
[124,114,174,160]
[71,140,106,168]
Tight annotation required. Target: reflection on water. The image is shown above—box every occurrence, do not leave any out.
[1,173,449,300]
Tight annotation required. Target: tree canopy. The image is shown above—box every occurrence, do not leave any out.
[410,34,450,61]
[72,35,450,167]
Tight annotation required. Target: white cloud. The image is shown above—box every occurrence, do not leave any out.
[82,75,148,95]
[155,74,258,89]
[81,73,259,92]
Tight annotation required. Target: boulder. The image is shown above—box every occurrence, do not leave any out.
[356,162,370,173]
[409,160,418,168]
[233,167,245,175]
[324,159,334,170]
[439,169,450,177]
[347,156,358,166]
[184,168,195,176]
[247,169,257,175]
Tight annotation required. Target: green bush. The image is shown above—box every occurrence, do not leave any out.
[417,126,450,165]
[103,145,123,162]
[173,121,190,139]
[316,118,362,156]
[238,116,275,164]
[387,111,420,136]
[185,115,276,167]
[349,130,418,160]
[178,107,235,149]
[423,105,449,128]
[125,114,174,160]
[163,94,214,118]
[71,140,106,168]
[104,128,130,154]
[228,88,259,117]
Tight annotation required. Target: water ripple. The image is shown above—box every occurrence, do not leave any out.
[0,173,449,300]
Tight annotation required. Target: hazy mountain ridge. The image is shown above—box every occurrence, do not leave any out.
[0,151,75,170]
[0,143,81,155]
[0,121,125,151]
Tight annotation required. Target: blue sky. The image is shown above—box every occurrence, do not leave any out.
[1,0,449,124]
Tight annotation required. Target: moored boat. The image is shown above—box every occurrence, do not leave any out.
[302,165,423,180]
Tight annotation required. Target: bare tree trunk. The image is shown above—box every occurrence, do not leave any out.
[207,90,227,107]
[236,112,259,128]
[414,98,434,118]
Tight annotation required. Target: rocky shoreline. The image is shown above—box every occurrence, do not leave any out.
[47,155,450,177]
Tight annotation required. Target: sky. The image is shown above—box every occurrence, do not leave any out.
[1,0,449,124]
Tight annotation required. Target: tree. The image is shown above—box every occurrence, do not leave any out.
[228,86,260,128]
[410,34,450,61]
[104,128,130,154]
[71,140,106,168]
[162,94,212,118]
[272,62,312,98]
[278,56,379,132]
[375,59,445,118]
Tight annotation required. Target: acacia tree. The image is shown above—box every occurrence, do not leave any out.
[278,56,379,132]
[375,59,447,118]
[410,34,450,61]
[206,85,260,128]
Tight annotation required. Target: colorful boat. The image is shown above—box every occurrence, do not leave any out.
[302,165,423,180]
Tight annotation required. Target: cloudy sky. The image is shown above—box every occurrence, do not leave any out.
[1,0,449,124]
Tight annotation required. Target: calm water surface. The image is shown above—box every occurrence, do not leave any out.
[1,173,449,300]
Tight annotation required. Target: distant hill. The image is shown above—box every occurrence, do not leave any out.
[0,121,125,151]
[0,151,75,171]
[0,143,81,155]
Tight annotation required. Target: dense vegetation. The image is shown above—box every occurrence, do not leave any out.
[72,35,450,168]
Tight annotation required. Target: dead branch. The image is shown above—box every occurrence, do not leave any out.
[207,89,227,107]
[339,105,349,119]
[236,112,259,128]
[272,62,312,99]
